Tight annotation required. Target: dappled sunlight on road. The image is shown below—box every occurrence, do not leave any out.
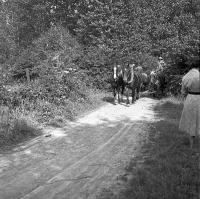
[41,97,160,139]
[74,97,159,126]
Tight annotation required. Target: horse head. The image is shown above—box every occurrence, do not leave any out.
[141,73,148,83]
[113,64,123,81]
[135,66,143,73]
[123,64,134,84]
[150,71,157,84]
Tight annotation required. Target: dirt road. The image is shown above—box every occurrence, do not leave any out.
[0,97,159,199]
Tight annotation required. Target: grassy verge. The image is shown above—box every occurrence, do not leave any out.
[97,97,200,199]
[47,88,110,127]
[0,87,109,149]
[0,109,41,149]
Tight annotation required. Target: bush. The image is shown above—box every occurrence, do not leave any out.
[0,107,41,147]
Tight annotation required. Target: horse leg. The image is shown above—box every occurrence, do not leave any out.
[156,84,160,98]
[144,83,147,91]
[139,84,141,98]
[113,86,117,104]
[132,87,135,103]
[121,84,125,103]
[142,84,144,92]
[117,87,120,103]
[126,87,130,104]
[136,90,138,100]
[131,83,137,103]
[160,85,163,96]
[136,85,140,100]
[161,80,166,96]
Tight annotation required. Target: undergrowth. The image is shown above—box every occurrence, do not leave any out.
[0,78,109,148]
[0,109,41,148]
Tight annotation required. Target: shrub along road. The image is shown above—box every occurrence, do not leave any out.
[0,97,184,199]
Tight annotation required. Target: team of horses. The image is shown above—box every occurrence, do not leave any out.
[112,64,167,104]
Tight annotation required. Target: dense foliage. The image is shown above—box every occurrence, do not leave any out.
[0,0,199,109]
[1,0,199,67]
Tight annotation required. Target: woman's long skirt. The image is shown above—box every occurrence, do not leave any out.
[179,94,200,136]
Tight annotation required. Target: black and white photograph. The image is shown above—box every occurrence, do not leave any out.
[0,0,199,198]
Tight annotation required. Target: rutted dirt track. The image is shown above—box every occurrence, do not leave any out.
[0,97,159,199]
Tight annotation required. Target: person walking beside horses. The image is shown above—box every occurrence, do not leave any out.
[156,56,166,72]
[155,56,167,97]
[179,62,200,148]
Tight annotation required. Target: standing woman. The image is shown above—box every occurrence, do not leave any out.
[179,61,200,148]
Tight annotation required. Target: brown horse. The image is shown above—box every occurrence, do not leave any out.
[112,64,125,104]
[123,64,142,104]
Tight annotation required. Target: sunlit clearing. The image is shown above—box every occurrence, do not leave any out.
[75,98,160,126]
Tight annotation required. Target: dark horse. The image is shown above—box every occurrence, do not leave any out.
[149,70,167,97]
[112,64,125,104]
[123,64,142,104]
[157,70,167,96]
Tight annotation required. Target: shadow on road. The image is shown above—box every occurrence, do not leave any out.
[0,128,42,154]
[96,100,199,199]
[102,96,115,105]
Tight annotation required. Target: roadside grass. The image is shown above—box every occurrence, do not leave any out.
[97,97,200,199]
[47,88,109,127]
[0,88,109,148]
[0,108,41,149]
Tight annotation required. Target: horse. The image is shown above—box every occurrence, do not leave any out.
[149,70,167,97]
[123,64,142,104]
[149,71,157,92]
[156,70,167,96]
[141,72,149,91]
[112,64,125,104]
